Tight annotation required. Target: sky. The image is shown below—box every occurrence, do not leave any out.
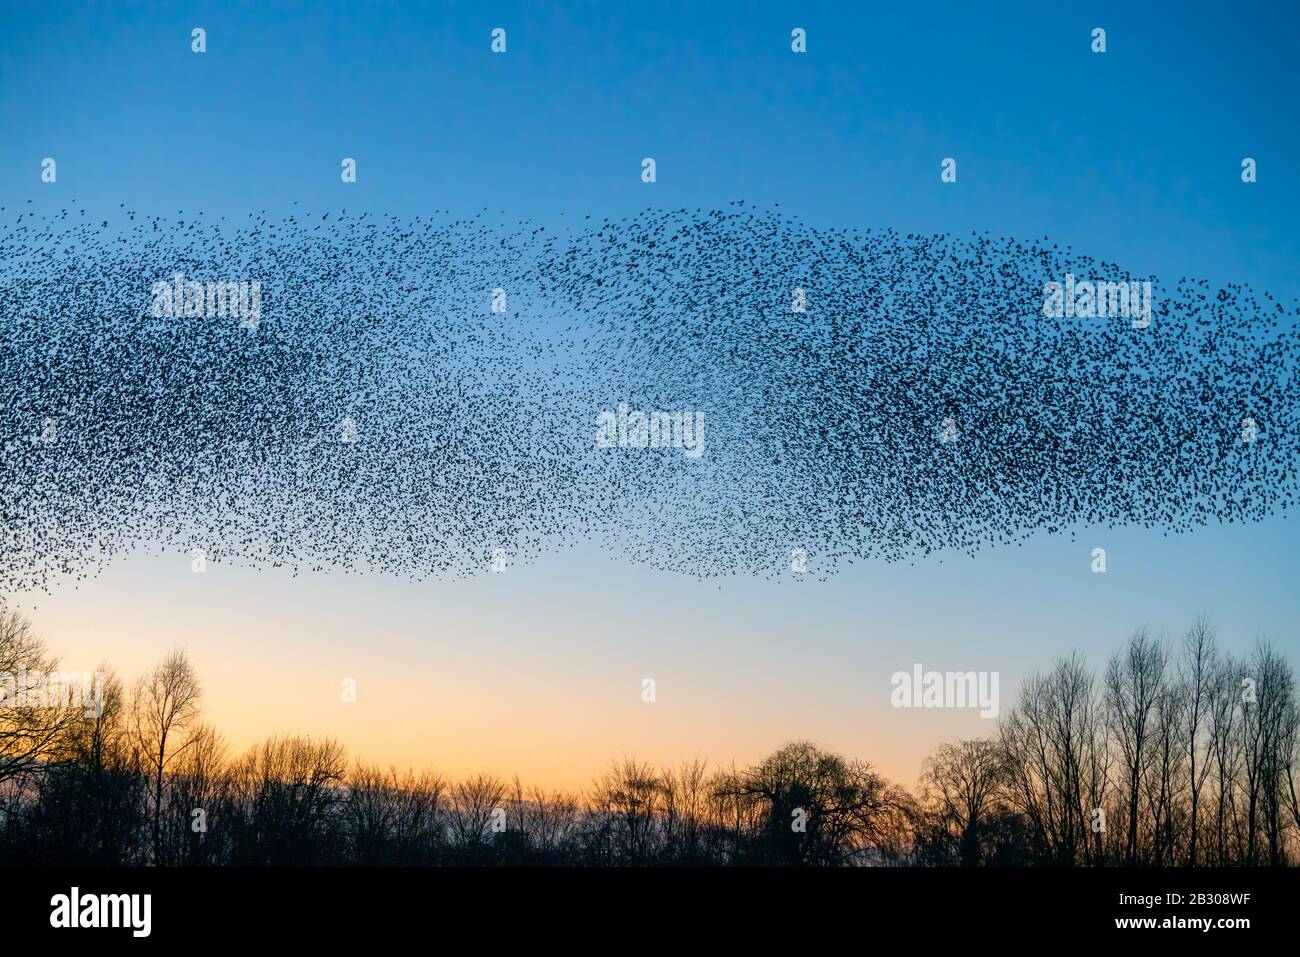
[1,0,1298,791]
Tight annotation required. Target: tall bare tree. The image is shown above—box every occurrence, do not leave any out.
[1105,630,1168,864]
[1000,655,1102,863]
[131,648,202,863]
[1241,642,1294,864]
[1180,617,1217,864]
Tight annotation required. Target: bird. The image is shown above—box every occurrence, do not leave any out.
[0,199,1295,592]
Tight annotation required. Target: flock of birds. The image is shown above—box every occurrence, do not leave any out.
[0,200,1296,591]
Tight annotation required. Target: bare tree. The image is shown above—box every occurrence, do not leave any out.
[229,735,347,864]
[1144,682,1187,865]
[58,667,142,863]
[1241,642,1294,864]
[2,611,1297,868]
[131,648,202,864]
[919,738,1006,865]
[585,758,664,864]
[0,610,77,784]
[1282,698,1300,851]
[660,759,711,863]
[165,724,230,865]
[1205,655,1245,864]
[347,763,445,864]
[518,784,579,862]
[1000,655,1103,863]
[1105,630,1168,864]
[447,772,507,860]
[1180,617,1217,864]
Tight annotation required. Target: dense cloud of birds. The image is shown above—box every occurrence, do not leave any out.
[0,200,1296,590]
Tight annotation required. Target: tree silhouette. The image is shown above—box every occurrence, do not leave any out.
[131,648,202,864]
[1,609,1297,867]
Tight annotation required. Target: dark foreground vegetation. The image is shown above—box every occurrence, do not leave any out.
[2,610,1297,866]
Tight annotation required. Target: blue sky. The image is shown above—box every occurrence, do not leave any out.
[1,1,1297,788]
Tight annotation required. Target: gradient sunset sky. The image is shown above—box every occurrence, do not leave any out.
[2,0,1298,791]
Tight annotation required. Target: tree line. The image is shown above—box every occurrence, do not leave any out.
[2,609,1297,866]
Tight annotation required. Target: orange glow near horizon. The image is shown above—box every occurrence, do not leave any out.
[8,553,997,794]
